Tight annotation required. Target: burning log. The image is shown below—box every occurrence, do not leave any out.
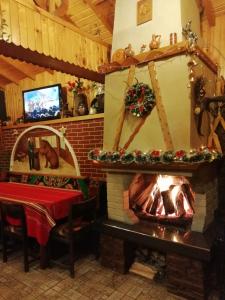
[129,174,156,207]
[149,187,161,215]
[175,191,186,217]
[161,190,175,215]
[181,183,195,212]
[143,194,154,213]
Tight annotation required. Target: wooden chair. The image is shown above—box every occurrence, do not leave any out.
[49,196,97,278]
[0,201,30,272]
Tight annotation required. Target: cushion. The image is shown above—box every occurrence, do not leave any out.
[55,219,92,237]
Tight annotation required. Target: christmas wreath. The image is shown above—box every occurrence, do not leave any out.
[125,82,155,117]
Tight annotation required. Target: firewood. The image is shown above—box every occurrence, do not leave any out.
[129,261,157,280]
[161,190,175,215]
[181,183,195,212]
[133,176,156,207]
[143,194,154,213]
[149,188,161,214]
[175,191,186,217]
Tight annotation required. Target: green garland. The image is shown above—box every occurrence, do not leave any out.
[125,82,155,117]
[88,148,222,164]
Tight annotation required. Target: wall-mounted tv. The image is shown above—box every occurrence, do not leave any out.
[22,84,61,123]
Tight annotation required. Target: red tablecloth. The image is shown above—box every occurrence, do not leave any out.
[0,182,83,245]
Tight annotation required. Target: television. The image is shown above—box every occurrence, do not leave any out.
[22,84,61,123]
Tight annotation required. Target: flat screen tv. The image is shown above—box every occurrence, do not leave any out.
[22,84,61,123]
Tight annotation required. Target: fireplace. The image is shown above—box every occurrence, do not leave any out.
[128,174,194,227]
[97,161,220,299]
[105,161,219,233]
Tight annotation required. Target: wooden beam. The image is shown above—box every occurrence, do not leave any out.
[84,0,113,33]
[0,69,20,85]
[202,0,215,26]
[0,40,105,83]
[0,56,36,80]
[0,83,6,90]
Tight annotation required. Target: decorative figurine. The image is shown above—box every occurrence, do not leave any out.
[182,21,198,51]
[111,48,126,64]
[169,33,177,45]
[149,34,161,50]
[140,44,147,53]
[125,43,135,57]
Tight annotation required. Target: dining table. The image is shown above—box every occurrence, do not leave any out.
[0,182,84,267]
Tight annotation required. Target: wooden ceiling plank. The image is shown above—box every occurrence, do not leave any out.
[0,56,36,80]
[84,0,113,33]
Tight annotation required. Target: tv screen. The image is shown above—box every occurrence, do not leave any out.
[23,84,61,122]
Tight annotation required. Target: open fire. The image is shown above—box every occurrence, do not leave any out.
[129,174,195,225]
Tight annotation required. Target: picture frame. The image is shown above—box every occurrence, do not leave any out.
[137,0,152,26]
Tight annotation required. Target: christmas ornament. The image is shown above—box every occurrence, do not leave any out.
[133,150,148,164]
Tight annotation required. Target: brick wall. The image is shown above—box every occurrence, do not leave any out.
[0,117,105,179]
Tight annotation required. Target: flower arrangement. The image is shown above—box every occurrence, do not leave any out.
[67,78,86,96]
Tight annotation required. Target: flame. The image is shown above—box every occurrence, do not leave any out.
[157,175,173,192]
[143,175,194,218]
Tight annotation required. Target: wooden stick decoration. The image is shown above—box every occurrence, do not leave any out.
[207,108,223,153]
[112,65,136,151]
[148,62,174,150]
[123,116,148,150]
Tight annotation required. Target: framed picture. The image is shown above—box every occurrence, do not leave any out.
[137,0,152,25]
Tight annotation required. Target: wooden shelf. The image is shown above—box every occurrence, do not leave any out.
[2,113,104,130]
[98,42,218,75]
[92,160,220,177]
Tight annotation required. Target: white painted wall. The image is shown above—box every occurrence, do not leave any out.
[112,0,201,55]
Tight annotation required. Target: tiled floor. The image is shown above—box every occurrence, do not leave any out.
[0,252,219,300]
[0,251,184,300]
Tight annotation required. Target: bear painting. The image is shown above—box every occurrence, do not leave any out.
[39,139,59,169]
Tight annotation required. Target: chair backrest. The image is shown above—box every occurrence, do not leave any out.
[0,201,27,235]
[68,196,97,232]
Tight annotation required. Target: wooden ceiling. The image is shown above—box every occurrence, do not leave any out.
[1,0,225,89]
[33,0,116,44]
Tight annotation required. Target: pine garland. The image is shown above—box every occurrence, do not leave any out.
[88,147,222,164]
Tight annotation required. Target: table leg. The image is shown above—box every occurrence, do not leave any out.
[40,245,49,269]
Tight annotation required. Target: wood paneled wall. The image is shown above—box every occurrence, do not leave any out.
[4,71,96,123]
[202,15,225,76]
[0,0,109,71]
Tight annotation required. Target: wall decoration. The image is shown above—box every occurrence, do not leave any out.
[10,125,80,176]
[137,0,152,26]
[111,49,126,64]
[149,34,161,50]
[182,21,198,52]
[125,44,135,58]
[67,78,89,115]
[169,33,177,45]
[125,82,155,118]
[88,147,222,164]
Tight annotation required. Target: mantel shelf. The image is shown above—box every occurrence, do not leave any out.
[92,160,220,176]
[98,42,218,75]
[2,113,104,130]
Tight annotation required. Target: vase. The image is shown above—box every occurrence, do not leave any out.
[74,93,88,116]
